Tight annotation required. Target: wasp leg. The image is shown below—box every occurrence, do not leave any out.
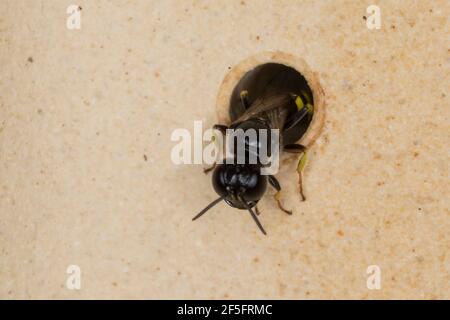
[284,144,307,201]
[255,204,261,216]
[203,161,216,174]
[213,124,228,135]
[203,124,228,174]
[284,143,306,153]
[240,90,250,109]
[268,175,292,215]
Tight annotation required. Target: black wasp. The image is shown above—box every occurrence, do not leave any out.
[193,63,314,235]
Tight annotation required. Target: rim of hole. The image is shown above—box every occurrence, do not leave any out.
[216,51,325,147]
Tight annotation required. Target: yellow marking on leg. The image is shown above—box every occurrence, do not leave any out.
[240,90,248,98]
[297,151,308,171]
[296,151,308,201]
[299,90,314,115]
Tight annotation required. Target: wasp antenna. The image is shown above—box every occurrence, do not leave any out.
[192,195,225,221]
[240,196,267,235]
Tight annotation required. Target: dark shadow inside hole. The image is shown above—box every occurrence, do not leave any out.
[229,63,314,145]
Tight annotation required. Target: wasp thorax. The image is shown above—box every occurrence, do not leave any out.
[227,119,276,166]
[212,163,268,209]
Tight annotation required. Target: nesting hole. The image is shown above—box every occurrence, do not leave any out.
[216,51,325,147]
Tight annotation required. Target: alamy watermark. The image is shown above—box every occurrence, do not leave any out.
[66,5,81,30]
[366,5,381,30]
[366,265,381,290]
[66,264,81,290]
[170,121,280,175]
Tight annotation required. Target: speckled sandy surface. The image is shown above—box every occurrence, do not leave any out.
[0,0,449,299]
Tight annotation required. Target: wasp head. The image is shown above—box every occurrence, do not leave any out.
[193,162,268,235]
